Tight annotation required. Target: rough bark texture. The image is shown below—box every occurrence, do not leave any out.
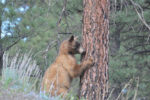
[79,0,109,100]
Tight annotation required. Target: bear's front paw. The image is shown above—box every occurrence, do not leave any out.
[87,57,94,67]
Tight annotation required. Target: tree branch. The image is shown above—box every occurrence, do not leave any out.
[58,32,73,34]
[56,0,68,52]
[3,34,31,52]
[130,0,150,42]
[4,39,20,51]
[56,0,68,27]
[134,50,150,55]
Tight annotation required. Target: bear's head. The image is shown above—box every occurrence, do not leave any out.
[59,35,85,55]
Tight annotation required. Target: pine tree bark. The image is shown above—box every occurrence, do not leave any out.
[79,0,109,100]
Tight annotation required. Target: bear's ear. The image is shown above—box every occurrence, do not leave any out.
[69,35,74,42]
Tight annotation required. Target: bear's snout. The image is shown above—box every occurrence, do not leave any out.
[78,46,85,54]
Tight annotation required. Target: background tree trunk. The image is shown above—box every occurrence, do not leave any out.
[0,53,3,76]
[79,0,109,100]
[0,16,3,76]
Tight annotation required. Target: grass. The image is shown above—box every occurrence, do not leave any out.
[2,52,42,91]
[0,52,43,100]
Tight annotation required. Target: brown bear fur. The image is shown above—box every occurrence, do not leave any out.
[41,35,93,97]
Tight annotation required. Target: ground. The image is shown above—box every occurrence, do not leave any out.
[0,81,43,100]
[0,76,79,100]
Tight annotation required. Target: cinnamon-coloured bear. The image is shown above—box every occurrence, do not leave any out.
[41,35,93,97]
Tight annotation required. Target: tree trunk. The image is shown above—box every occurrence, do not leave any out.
[0,53,3,76]
[0,13,3,76]
[79,0,109,100]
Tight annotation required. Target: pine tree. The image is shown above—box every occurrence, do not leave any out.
[79,0,109,99]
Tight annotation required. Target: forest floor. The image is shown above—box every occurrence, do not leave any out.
[0,77,79,100]
[0,81,43,100]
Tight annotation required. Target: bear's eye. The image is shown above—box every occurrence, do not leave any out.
[75,42,80,49]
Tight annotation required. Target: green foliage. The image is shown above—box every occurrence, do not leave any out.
[2,0,150,99]
[109,0,150,99]
[4,0,83,71]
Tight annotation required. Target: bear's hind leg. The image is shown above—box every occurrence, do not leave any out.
[57,87,68,97]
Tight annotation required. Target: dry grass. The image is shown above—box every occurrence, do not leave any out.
[2,52,42,92]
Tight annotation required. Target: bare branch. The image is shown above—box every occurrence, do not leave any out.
[134,50,150,55]
[130,0,150,42]
[3,33,33,52]
[56,0,68,27]
[56,0,68,53]
[58,32,73,34]
[4,39,20,51]
[43,40,57,55]
[34,39,57,67]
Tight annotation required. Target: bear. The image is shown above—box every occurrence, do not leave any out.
[41,35,93,97]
